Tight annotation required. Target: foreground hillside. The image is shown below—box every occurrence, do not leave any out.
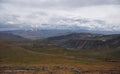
[0,41,120,74]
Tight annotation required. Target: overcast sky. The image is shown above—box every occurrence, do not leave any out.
[0,0,120,31]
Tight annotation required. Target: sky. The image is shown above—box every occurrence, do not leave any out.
[0,0,120,32]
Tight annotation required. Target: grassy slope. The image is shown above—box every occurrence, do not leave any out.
[0,42,120,70]
[22,43,120,60]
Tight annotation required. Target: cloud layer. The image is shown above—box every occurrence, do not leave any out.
[0,0,120,32]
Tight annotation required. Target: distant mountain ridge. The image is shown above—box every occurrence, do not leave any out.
[0,32,29,42]
[1,29,74,39]
[40,33,120,50]
[0,30,120,50]
[1,29,120,40]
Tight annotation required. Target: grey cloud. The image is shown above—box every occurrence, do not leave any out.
[0,14,19,24]
[0,0,120,9]
[0,0,120,31]
[0,0,8,3]
[27,11,48,18]
[61,0,120,8]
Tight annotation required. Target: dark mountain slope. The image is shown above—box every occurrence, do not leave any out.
[0,32,29,42]
[39,33,120,50]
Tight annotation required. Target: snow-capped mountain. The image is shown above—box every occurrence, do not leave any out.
[24,18,120,32]
[0,17,120,36]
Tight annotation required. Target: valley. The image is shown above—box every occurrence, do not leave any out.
[0,32,120,74]
[0,0,120,73]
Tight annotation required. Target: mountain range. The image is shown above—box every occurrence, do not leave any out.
[0,31,120,50]
[40,33,120,50]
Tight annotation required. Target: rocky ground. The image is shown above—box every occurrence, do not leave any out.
[0,66,120,74]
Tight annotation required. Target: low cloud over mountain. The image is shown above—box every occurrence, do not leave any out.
[0,0,120,32]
